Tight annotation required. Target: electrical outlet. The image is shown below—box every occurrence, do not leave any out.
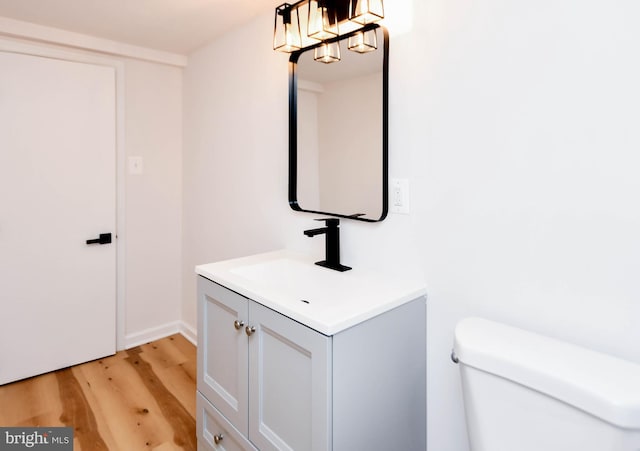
[390,178,410,214]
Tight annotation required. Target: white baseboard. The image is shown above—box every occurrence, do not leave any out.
[179,321,197,346]
[123,321,197,349]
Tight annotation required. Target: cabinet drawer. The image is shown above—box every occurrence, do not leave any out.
[197,391,257,451]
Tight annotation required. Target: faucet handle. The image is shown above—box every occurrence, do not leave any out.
[314,217,340,227]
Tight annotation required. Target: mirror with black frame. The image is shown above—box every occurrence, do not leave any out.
[288,25,388,222]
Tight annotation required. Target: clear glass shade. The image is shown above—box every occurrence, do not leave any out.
[347,29,377,53]
[349,0,384,25]
[314,41,341,63]
[274,3,302,52]
[307,0,339,40]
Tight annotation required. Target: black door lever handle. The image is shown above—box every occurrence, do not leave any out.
[86,233,112,245]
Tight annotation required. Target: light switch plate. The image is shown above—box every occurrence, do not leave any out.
[390,178,410,214]
[128,156,143,175]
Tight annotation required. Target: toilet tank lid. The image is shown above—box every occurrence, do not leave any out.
[454,317,640,429]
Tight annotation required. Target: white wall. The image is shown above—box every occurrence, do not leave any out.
[181,15,303,329]
[182,1,640,449]
[413,1,640,448]
[123,58,183,345]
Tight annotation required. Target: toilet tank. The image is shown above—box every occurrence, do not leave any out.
[454,318,640,451]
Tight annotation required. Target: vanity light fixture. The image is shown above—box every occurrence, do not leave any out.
[273,0,384,63]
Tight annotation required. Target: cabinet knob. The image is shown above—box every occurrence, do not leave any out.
[213,433,223,444]
[234,320,244,330]
[245,325,256,336]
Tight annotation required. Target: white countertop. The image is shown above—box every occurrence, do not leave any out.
[195,250,427,335]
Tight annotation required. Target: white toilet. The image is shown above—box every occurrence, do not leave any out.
[453,317,640,451]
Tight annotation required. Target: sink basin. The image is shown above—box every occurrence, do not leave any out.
[230,258,361,301]
[196,250,427,335]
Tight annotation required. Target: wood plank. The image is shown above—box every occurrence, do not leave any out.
[0,372,62,427]
[57,367,110,450]
[0,333,196,451]
[71,355,176,450]
[126,346,197,450]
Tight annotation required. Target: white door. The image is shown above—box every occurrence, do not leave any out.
[0,51,117,385]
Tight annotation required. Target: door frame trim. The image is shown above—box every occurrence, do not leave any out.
[0,16,187,67]
[0,37,127,350]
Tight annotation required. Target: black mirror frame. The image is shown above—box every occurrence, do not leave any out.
[288,24,389,222]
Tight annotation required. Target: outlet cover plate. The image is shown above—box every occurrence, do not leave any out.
[390,178,410,214]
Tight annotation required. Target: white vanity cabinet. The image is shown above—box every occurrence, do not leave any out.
[196,259,427,451]
[197,277,331,451]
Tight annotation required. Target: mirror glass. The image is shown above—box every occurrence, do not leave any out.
[289,25,388,222]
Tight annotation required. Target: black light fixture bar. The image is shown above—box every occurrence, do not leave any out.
[285,0,352,24]
[294,22,379,53]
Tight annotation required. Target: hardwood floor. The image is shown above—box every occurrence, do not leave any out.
[0,334,197,451]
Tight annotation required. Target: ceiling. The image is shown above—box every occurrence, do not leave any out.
[0,0,276,55]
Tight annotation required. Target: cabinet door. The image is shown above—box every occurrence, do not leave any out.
[247,302,332,451]
[198,277,249,435]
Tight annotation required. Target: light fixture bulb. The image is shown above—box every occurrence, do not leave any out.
[314,41,341,64]
[282,23,299,51]
[308,0,339,40]
[348,29,377,53]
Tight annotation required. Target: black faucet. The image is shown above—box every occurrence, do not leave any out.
[304,218,352,272]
